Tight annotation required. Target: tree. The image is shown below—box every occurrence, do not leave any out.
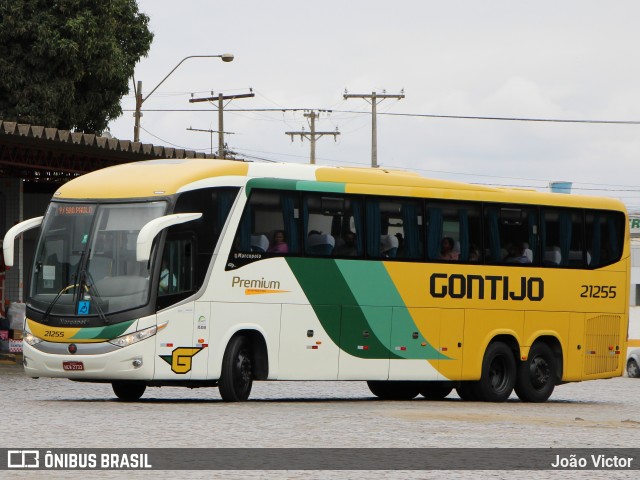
[0,0,153,133]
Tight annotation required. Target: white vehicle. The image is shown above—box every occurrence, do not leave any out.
[628,349,640,378]
[3,159,630,402]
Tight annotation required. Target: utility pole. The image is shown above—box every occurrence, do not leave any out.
[285,111,340,164]
[133,53,234,142]
[343,89,405,168]
[134,80,143,143]
[187,127,235,155]
[189,91,254,158]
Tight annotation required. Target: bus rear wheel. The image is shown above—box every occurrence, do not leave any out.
[112,381,146,401]
[420,382,453,400]
[367,381,420,400]
[474,342,516,402]
[219,335,254,402]
[515,343,556,402]
[455,382,480,401]
[627,358,640,378]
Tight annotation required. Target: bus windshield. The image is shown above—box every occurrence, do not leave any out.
[28,201,167,318]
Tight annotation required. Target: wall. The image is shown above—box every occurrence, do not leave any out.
[1,178,51,311]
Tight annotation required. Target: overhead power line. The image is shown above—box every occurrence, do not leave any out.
[334,110,640,125]
[122,108,640,125]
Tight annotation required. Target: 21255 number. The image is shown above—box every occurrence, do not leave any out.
[43,330,65,338]
[580,285,617,298]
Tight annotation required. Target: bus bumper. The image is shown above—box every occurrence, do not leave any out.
[22,339,155,381]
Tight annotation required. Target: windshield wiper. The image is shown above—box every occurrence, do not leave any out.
[41,286,67,324]
[78,269,109,324]
[40,249,87,324]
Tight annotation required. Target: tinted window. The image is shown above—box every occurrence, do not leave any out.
[484,204,537,265]
[427,201,482,263]
[364,197,423,260]
[541,208,583,267]
[585,210,625,268]
[234,190,301,255]
[304,193,363,257]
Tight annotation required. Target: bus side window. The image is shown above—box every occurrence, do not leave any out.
[303,193,363,258]
[158,238,193,297]
[541,208,583,268]
[172,187,238,288]
[235,190,300,255]
[364,197,423,260]
[485,205,538,265]
[428,201,481,263]
[585,210,624,268]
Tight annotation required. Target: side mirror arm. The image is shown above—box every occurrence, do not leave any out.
[136,213,202,262]
[3,216,44,267]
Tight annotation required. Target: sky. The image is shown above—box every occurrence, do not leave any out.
[107,1,640,210]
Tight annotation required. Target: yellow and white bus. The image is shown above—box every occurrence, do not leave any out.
[3,159,629,402]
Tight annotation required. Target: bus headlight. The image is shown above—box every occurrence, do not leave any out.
[24,332,43,346]
[108,323,167,348]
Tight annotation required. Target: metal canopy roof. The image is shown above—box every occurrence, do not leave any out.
[0,119,215,183]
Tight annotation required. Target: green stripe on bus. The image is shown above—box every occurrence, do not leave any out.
[334,260,401,307]
[295,181,345,193]
[70,320,135,340]
[335,260,446,360]
[286,257,401,359]
[246,178,345,195]
[246,178,299,195]
[389,307,447,360]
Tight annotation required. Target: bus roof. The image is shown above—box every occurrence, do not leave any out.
[53,158,626,212]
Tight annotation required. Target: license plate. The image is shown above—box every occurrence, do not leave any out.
[63,361,84,371]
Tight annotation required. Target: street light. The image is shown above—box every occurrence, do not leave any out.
[133,54,234,142]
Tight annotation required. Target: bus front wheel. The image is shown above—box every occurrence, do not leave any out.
[219,335,254,402]
[475,342,516,402]
[367,381,420,400]
[112,381,146,401]
[515,342,556,402]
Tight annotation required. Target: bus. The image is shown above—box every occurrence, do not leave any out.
[3,159,629,402]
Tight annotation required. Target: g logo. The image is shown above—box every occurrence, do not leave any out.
[160,347,204,374]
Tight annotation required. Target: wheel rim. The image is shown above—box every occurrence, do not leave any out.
[489,355,509,392]
[629,360,639,378]
[529,356,551,390]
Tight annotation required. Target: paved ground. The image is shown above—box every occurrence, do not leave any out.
[1,361,639,479]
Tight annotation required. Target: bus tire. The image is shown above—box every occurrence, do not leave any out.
[455,382,480,401]
[112,381,146,401]
[515,342,556,402]
[420,382,453,400]
[219,335,253,402]
[475,342,516,402]
[367,381,420,400]
[628,358,640,378]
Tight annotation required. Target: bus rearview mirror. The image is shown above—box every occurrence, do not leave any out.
[136,213,202,262]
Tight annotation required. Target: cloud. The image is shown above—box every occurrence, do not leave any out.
[108,0,640,209]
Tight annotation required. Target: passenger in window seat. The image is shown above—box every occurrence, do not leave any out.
[267,230,289,253]
[440,237,459,261]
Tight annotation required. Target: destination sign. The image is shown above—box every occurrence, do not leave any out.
[56,205,95,216]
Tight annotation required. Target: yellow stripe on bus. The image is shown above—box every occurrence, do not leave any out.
[55,159,249,199]
[27,319,82,343]
[244,289,290,295]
